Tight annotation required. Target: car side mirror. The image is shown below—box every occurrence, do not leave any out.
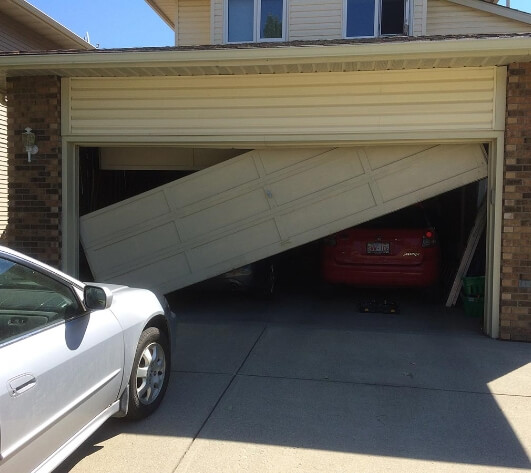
[84,285,113,310]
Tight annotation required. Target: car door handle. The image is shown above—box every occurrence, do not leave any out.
[8,373,36,397]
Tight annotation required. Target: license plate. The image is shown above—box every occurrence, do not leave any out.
[367,242,390,254]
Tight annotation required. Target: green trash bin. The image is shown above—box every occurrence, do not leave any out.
[460,293,484,317]
[462,276,485,297]
[461,276,485,317]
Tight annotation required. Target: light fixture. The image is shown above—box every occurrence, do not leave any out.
[22,127,38,163]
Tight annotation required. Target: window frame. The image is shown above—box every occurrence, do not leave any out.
[343,0,410,39]
[224,0,287,44]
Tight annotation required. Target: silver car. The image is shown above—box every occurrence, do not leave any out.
[0,246,177,473]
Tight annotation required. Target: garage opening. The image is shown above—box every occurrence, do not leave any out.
[78,143,489,331]
[180,179,487,333]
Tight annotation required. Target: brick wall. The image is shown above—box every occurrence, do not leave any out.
[2,76,62,268]
[502,63,531,342]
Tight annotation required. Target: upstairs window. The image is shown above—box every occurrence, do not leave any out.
[227,0,285,43]
[345,0,408,38]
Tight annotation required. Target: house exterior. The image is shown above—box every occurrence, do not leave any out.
[0,0,92,238]
[0,0,530,340]
[145,0,531,46]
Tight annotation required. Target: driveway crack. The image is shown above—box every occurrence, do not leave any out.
[172,324,268,472]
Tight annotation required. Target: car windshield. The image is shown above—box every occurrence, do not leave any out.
[358,206,431,229]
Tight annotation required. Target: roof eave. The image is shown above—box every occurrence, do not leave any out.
[0,35,530,77]
[144,0,175,29]
[6,0,94,50]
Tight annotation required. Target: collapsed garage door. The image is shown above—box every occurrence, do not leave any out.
[80,143,487,294]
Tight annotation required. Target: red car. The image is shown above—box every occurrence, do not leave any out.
[321,206,441,288]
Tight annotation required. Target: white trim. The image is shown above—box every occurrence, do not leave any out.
[284,0,289,41]
[60,131,503,147]
[494,66,507,131]
[62,133,503,339]
[223,0,229,43]
[343,0,378,38]
[258,0,287,42]
[210,0,216,45]
[174,0,180,47]
[404,0,414,36]
[483,135,503,339]
[376,0,381,36]
[447,0,531,25]
[61,140,79,276]
[482,67,507,338]
[422,0,427,35]
[224,0,286,44]
[344,0,410,39]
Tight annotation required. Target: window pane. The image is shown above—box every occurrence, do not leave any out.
[228,0,254,42]
[346,0,376,37]
[260,0,283,39]
[0,257,81,344]
[381,0,405,35]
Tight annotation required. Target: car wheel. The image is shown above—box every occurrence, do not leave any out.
[126,327,170,420]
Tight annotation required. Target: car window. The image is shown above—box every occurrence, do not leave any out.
[0,256,82,345]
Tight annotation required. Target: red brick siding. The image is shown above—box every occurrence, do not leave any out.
[2,76,62,268]
[502,63,531,342]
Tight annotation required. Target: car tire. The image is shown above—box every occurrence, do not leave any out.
[126,327,170,420]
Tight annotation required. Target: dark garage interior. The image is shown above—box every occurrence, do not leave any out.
[78,146,488,331]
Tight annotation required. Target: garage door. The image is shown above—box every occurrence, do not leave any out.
[80,144,487,293]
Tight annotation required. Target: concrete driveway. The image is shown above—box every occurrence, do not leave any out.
[57,290,531,473]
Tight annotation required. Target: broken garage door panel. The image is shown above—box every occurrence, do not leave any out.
[80,144,487,294]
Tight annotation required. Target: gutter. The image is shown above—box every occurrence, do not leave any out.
[0,36,530,71]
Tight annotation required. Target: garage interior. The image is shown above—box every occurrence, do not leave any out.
[78,144,488,331]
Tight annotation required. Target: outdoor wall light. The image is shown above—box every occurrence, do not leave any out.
[22,127,38,163]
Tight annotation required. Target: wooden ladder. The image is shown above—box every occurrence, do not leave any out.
[445,197,487,307]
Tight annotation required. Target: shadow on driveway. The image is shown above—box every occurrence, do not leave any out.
[58,290,531,472]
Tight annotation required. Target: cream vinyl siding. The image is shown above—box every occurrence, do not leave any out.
[0,104,7,236]
[177,0,210,45]
[65,67,498,139]
[427,0,530,35]
[289,0,342,41]
[413,0,427,35]
[80,143,487,293]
